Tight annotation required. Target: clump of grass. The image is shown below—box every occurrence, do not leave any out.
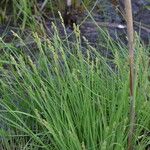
[0,23,150,150]
[0,0,55,29]
[0,0,34,28]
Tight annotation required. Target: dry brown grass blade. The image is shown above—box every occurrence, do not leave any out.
[124,0,135,150]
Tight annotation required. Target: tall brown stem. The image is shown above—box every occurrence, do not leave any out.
[124,0,135,150]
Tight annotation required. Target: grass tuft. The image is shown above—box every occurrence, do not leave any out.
[0,24,150,149]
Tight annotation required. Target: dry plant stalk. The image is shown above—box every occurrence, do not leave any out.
[124,0,135,150]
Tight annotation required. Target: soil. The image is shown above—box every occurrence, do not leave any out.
[0,0,149,47]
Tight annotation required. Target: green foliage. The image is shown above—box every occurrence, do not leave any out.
[0,1,149,149]
[0,24,149,149]
[0,0,37,29]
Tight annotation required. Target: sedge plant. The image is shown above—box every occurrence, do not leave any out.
[0,19,150,150]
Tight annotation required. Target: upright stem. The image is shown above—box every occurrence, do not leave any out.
[124,0,135,150]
